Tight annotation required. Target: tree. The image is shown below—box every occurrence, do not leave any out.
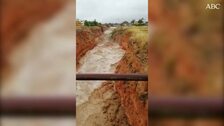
[84,20,101,26]
[84,20,90,26]
[121,21,129,26]
[138,18,144,26]
[131,20,135,25]
[93,19,98,26]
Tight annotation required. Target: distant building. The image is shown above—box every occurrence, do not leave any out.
[80,21,85,25]
[76,20,82,27]
[76,19,85,26]
[133,21,138,25]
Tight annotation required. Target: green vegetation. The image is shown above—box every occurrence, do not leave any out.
[76,19,103,31]
[136,18,145,26]
[120,18,148,26]
[131,20,135,24]
[84,20,101,26]
[131,18,147,26]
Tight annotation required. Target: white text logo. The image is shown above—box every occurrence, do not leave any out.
[206,4,221,10]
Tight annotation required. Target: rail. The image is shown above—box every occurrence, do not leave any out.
[1,97,223,117]
[76,73,148,81]
[1,74,223,118]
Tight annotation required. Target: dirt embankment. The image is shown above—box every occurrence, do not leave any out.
[112,30,148,126]
[148,0,223,97]
[76,26,106,66]
[148,0,223,126]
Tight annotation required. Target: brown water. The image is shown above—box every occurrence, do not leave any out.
[76,28,125,106]
[76,28,130,126]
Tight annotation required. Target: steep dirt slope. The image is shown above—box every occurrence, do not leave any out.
[148,0,223,96]
[148,0,223,125]
[1,0,66,71]
[112,27,148,126]
[76,26,107,66]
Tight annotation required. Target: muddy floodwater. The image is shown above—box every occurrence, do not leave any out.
[1,2,75,126]
[76,28,125,106]
[76,28,130,126]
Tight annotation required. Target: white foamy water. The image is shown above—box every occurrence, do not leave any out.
[76,28,125,106]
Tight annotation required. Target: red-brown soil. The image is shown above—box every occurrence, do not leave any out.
[112,32,148,126]
[76,26,106,66]
[1,0,66,72]
[148,0,223,97]
[148,0,223,125]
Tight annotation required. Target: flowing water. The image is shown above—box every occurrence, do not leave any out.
[76,28,130,126]
[1,2,75,126]
[1,2,75,97]
[76,28,125,106]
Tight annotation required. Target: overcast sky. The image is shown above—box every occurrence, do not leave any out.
[76,0,148,23]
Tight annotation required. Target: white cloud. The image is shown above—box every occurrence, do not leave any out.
[76,0,148,23]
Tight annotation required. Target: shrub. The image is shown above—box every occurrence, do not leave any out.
[84,20,101,26]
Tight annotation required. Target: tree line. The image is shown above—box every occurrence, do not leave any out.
[124,18,148,26]
[84,20,101,26]
[77,18,148,27]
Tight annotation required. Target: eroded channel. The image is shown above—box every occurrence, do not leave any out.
[76,28,130,126]
[76,28,125,105]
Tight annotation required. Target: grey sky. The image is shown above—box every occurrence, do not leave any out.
[76,0,148,23]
